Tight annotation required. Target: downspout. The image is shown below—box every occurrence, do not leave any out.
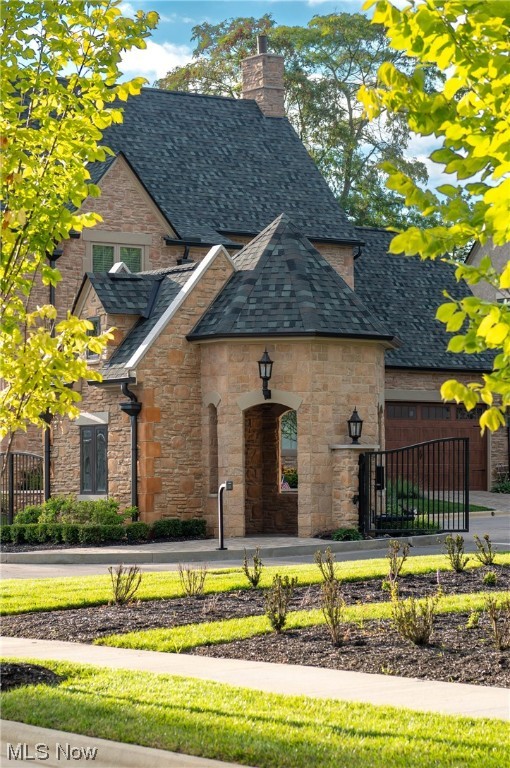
[120,383,142,509]
[44,247,63,501]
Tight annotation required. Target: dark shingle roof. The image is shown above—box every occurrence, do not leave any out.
[98,265,195,380]
[188,215,395,342]
[87,272,161,316]
[354,227,494,371]
[91,88,358,245]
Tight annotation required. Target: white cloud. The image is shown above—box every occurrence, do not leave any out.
[120,39,193,84]
[407,133,452,191]
[119,2,137,16]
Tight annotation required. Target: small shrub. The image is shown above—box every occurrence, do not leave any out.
[387,539,410,586]
[444,534,470,572]
[331,528,363,541]
[264,574,298,633]
[482,571,498,587]
[14,505,42,524]
[124,506,139,522]
[181,518,207,538]
[101,524,125,543]
[108,564,143,605]
[465,610,481,629]
[386,478,421,500]
[390,586,442,646]
[78,525,103,546]
[126,522,150,543]
[474,534,497,566]
[178,562,208,597]
[9,525,27,544]
[242,547,263,588]
[484,594,510,650]
[320,579,347,646]
[38,495,74,523]
[0,525,11,544]
[314,547,340,584]
[23,524,42,544]
[491,467,510,493]
[61,524,80,545]
[152,518,182,539]
[381,578,391,592]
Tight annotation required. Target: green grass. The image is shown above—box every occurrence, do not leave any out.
[96,590,506,653]
[2,552,509,616]
[1,660,507,768]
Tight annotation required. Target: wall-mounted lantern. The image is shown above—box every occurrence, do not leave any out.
[347,407,363,444]
[258,348,273,400]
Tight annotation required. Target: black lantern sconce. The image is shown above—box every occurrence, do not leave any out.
[258,348,273,400]
[347,407,363,444]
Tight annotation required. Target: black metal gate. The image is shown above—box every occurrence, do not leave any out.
[359,438,469,536]
[1,452,44,524]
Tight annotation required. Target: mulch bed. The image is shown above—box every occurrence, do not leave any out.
[1,662,64,692]
[2,566,508,688]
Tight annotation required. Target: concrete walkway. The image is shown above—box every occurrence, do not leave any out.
[1,637,509,721]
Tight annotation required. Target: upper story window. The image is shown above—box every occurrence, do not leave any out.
[92,243,143,273]
[86,316,101,360]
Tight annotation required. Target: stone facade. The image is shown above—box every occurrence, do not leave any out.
[241,52,285,118]
[198,338,385,537]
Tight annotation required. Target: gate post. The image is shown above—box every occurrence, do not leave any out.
[7,452,14,525]
[329,443,379,533]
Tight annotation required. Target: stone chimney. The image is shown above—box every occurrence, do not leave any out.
[241,35,285,118]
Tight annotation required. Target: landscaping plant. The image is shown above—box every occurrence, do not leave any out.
[331,528,363,541]
[314,547,340,584]
[474,534,497,566]
[386,539,409,586]
[108,564,143,606]
[484,594,510,651]
[444,535,470,573]
[264,574,298,633]
[390,586,442,646]
[482,571,498,587]
[242,547,263,589]
[320,579,347,647]
[178,563,208,598]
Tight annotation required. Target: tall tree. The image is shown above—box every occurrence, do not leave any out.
[156,12,429,229]
[0,0,158,444]
[360,0,510,431]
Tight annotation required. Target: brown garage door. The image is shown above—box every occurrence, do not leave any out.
[385,402,487,490]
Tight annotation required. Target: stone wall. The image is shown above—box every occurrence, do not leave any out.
[199,338,385,537]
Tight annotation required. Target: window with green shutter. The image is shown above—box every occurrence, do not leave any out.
[92,244,114,271]
[120,246,142,272]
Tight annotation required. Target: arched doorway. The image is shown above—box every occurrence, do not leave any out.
[244,403,298,534]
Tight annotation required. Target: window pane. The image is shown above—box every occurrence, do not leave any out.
[120,246,142,272]
[422,405,451,420]
[95,427,108,493]
[387,404,417,419]
[86,317,100,359]
[81,428,93,493]
[92,244,114,272]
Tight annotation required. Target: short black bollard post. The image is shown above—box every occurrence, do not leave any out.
[217,480,233,550]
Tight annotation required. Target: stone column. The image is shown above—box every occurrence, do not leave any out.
[329,444,379,530]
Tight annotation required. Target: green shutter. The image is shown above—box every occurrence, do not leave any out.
[120,246,142,272]
[92,244,114,272]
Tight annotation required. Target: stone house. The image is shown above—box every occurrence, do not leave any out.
[40,40,506,535]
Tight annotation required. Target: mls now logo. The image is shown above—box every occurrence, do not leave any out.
[7,743,98,761]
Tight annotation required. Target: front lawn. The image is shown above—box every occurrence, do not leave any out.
[1,660,507,768]
[3,552,509,615]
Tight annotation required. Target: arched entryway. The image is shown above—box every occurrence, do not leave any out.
[244,403,298,534]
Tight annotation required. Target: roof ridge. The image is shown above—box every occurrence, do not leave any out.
[139,87,248,105]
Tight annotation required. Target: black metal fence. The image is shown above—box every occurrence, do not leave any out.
[358,438,469,537]
[1,452,44,524]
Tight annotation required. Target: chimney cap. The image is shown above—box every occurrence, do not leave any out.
[257,35,268,54]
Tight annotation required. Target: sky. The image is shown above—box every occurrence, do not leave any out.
[117,0,446,189]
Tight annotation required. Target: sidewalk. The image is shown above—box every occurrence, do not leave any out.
[1,637,508,721]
